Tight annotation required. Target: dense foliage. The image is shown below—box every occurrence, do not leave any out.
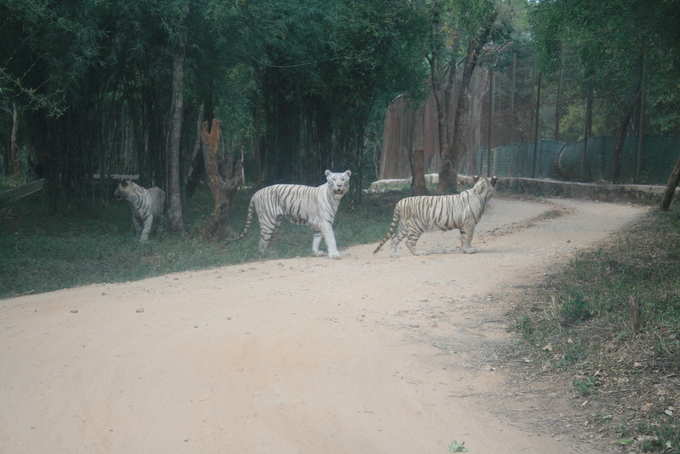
[530,0,680,139]
[2,0,680,214]
[0,0,430,209]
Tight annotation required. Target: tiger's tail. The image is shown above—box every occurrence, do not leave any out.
[373,204,401,254]
[227,199,256,245]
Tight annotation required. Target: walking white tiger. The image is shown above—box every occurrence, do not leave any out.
[114,180,166,242]
[373,176,498,256]
[231,170,352,258]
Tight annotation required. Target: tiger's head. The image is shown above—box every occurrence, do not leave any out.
[325,170,352,200]
[114,180,139,200]
[471,175,498,201]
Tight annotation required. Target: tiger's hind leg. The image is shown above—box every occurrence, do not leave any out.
[459,222,477,254]
[155,214,167,235]
[405,227,422,256]
[257,215,281,254]
[390,226,408,256]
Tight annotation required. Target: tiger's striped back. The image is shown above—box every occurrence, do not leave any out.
[229,170,351,257]
[373,176,497,255]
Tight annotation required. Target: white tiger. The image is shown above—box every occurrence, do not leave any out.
[114,180,166,242]
[373,176,497,256]
[231,170,352,258]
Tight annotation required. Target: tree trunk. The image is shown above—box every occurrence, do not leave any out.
[511,52,516,113]
[612,94,638,183]
[635,49,646,182]
[436,10,497,194]
[555,56,563,141]
[167,39,186,233]
[584,81,593,180]
[660,153,680,211]
[201,119,243,239]
[486,68,494,177]
[532,72,542,178]
[9,103,20,176]
[185,103,205,198]
[411,149,428,195]
[613,53,645,183]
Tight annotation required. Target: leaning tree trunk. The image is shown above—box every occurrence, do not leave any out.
[660,153,680,211]
[201,119,243,239]
[167,38,186,233]
[612,97,637,183]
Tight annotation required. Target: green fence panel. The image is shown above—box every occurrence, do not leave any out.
[474,136,679,184]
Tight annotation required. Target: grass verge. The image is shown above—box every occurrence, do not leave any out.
[511,204,680,453]
[0,186,407,299]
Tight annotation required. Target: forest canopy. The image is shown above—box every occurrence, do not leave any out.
[2,0,680,218]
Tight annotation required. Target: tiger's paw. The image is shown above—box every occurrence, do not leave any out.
[328,251,341,259]
[313,250,325,257]
[462,247,477,254]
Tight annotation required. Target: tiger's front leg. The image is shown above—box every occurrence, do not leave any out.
[320,223,340,259]
[459,222,477,254]
[132,215,142,235]
[140,215,154,242]
[311,231,325,257]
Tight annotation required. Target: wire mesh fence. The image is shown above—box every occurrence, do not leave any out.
[380,44,679,187]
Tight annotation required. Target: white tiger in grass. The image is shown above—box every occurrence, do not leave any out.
[231,170,351,258]
[373,176,498,256]
[114,180,166,242]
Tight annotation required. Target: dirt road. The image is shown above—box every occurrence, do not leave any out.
[0,197,645,454]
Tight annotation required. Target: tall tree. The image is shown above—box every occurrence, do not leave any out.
[167,31,187,232]
[531,0,680,182]
[426,0,502,193]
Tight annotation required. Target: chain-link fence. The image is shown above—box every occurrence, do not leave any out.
[471,136,679,184]
[380,44,680,186]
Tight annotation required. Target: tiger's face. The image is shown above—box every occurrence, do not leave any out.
[325,170,352,200]
[114,180,138,200]
[471,175,498,199]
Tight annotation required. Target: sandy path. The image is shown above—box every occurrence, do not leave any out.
[0,197,645,454]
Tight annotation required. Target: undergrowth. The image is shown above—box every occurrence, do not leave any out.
[0,186,404,299]
[511,204,680,453]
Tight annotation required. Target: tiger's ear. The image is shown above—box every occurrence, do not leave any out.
[325,169,332,178]
[344,170,352,177]
[491,176,498,187]
[472,175,480,183]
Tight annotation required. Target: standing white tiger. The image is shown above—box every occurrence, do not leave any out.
[114,180,166,242]
[373,176,497,256]
[231,170,351,258]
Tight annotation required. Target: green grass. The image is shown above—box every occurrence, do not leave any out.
[512,203,680,453]
[0,186,402,299]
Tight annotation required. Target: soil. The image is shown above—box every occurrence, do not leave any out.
[0,196,646,454]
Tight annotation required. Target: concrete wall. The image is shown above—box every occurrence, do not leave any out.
[369,174,679,206]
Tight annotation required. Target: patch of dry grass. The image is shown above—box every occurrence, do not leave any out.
[511,206,680,453]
